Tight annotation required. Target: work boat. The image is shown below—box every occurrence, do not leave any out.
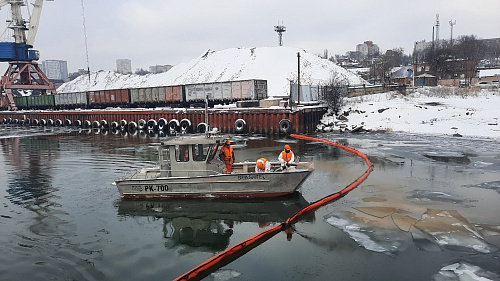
[114,134,314,198]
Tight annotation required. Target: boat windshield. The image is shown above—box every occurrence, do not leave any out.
[175,145,190,162]
[173,143,216,162]
[192,143,211,162]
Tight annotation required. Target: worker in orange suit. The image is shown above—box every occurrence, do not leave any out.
[255,157,270,173]
[219,139,235,173]
[279,144,295,170]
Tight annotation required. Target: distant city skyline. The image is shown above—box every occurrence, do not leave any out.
[0,0,499,73]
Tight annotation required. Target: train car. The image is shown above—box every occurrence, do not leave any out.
[165,85,184,105]
[26,94,55,110]
[54,92,88,109]
[185,79,268,105]
[13,96,28,109]
[89,89,130,108]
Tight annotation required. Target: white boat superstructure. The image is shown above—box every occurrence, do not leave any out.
[114,134,314,198]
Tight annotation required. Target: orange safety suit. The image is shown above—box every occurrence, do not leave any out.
[281,150,293,163]
[219,145,235,173]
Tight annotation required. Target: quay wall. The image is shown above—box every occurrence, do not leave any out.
[0,107,327,134]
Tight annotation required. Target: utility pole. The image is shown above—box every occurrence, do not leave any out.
[297,52,301,106]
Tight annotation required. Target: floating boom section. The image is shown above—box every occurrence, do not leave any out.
[174,134,374,281]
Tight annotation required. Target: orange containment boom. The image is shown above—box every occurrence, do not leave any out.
[174,134,374,281]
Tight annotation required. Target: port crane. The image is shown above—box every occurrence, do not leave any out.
[0,0,55,110]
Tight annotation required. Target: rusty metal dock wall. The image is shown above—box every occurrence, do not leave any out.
[0,107,327,134]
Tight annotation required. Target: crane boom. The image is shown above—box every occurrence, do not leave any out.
[26,0,44,46]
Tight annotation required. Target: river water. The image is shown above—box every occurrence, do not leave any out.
[0,125,499,281]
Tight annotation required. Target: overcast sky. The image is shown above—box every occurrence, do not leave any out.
[1,0,499,73]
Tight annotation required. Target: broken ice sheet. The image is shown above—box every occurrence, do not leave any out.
[354,206,409,218]
[414,209,498,254]
[432,262,500,281]
[391,214,417,232]
[325,210,412,255]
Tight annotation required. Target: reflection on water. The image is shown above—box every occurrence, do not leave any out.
[0,125,499,280]
[117,194,312,253]
[1,137,59,206]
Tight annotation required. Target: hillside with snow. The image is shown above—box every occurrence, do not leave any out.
[318,88,500,139]
[57,47,367,97]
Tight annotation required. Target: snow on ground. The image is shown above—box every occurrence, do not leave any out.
[57,46,367,97]
[318,88,500,140]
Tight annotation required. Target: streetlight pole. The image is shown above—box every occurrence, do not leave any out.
[297,52,301,106]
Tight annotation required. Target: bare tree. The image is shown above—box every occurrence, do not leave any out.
[370,48,411,83]
[322,72,349,115]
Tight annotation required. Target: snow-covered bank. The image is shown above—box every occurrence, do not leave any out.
[318,88,500,139]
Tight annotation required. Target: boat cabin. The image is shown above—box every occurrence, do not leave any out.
[158,135,225,177]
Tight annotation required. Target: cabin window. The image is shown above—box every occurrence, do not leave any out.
[159,147,170,166]
[175,145,190,162]
[192,144,211,162]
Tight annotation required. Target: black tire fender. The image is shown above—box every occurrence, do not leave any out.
[279,119,292,134]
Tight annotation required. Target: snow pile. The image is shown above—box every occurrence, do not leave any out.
[57,47,367,97]
[317,89,500,139]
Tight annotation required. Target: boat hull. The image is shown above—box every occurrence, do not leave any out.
[115,169,313,199]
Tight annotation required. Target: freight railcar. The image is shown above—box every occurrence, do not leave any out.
[130,85,184,108]
[12,95,55,110]
[6,79,268,110]
[88,89,130,109]
[185,79,267,105]
[54,92,88,109]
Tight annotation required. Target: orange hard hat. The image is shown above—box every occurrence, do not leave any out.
[284,144,290,150]
[225,140,231,145]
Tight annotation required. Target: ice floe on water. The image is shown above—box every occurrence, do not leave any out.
[325,207,499,256]
[432,262,500,281]
[325,210,412,255]
[211,269,241,281]
[414,209,498,254]
[422,151,471,164]
[466,181,500,194]
[408,190,464,204]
